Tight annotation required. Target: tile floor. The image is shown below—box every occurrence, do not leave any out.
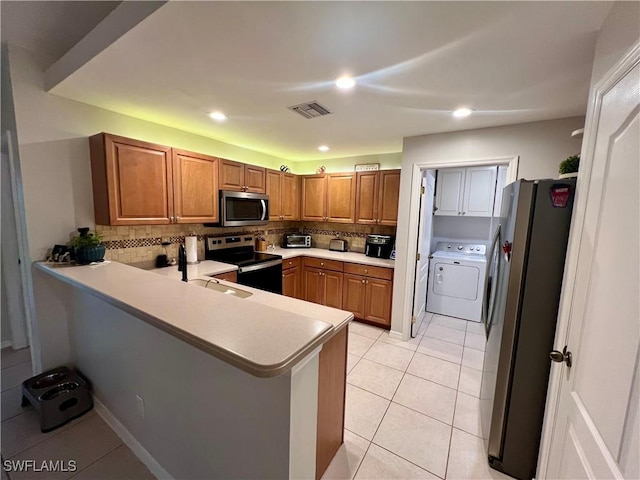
[1,347,154,480]
[322,313,512,480]
[2,315,511,480]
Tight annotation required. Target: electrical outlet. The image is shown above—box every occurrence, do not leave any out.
[136,395,145,419]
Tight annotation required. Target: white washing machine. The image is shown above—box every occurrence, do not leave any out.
[426,242,487,322]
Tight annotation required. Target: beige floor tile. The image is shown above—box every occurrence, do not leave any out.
[349,322,384,340]
[446,429,511,480]
[321,429,370,480]
[392,374,457,425]
[417,316,432,336]
[71,444,155,479]
[464,333,486,352]
[377,332,421,352]
[1,362,33,392]
[373,403,451,478]
[355,443,438,479]
[1,348,31,370]
[2,385,32,421]
[347,354,361,374]
[465,321,485,335]
[348,333,376,357]
[406,352,460,389]
[417,337,463,365]
[431,315,468,332]
[425,324,466,346]
[458,366,482,398]
[345,385,390,440]
[9,414,122,480]
[1,409,95,458]
[461,347,484,371]
[453,392,482,438]
[348,359,404,400]
[364,343,415,372]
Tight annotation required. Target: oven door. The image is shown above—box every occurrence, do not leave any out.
[220,191,269,226]
[237,260,283,294]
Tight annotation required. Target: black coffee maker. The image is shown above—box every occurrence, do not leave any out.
[365,235,394,259]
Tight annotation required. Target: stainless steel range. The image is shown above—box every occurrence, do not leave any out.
[205,235,282,294]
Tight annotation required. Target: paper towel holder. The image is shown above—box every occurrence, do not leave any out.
[185,234,200,265]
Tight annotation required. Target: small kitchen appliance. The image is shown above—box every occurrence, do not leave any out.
[365,235,394,259]
[283,234,311,248]
[329,238,348,252]
[205,235,282,294]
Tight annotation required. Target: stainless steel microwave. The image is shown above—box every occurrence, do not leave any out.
[219,191,269,227]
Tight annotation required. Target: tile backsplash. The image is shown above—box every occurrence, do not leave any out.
[97,222,396,264]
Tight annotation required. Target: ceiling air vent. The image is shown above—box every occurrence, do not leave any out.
[288,101,332,119]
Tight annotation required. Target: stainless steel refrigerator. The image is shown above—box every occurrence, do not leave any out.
[480,178,576,480]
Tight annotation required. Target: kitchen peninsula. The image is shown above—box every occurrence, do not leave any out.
[34,260,353,479]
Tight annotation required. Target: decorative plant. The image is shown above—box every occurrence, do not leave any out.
[559,154,580,175]
[68,228,106,264]
[68,228,103,248]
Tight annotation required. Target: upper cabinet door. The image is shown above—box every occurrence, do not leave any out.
[266,169,282,220]
[326,173,356,223]
[435,168,465,216]
[355,171,379,225]
[281,173,299,220]
[301,175,327,221]
[219,159,245,191]
[172,149,218,224]
[493,166,509,217]
[91,133,174,225]
[245,165,266,193]
[377,170,401,226]
[462,166,497,217]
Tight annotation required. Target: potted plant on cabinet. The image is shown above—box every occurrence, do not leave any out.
[559,154,580,178]
[68,228,106,264]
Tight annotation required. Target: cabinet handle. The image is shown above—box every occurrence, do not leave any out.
[462,211,466,215]
[170,216,175,223]
[176,216,180,221]
[282,274,285,278]
[364,269,368,274]
[362,279,366,284]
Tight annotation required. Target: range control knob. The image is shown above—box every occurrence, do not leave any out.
[458,245,464,250]
[476,247,481,251]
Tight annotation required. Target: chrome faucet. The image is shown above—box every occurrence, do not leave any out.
[178,244,188,282]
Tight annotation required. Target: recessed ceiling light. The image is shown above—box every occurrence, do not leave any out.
[452,108,474,118]
[209,111,227,121]
[318,145,330,152]
[335,76,356,89]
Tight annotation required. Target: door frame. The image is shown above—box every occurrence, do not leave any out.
[392,155,518,341]
[536,41,640,478]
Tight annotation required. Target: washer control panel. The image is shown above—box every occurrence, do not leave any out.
[434,242,486,255]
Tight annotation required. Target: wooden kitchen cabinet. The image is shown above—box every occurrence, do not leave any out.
[355,169,400,226]
[282,257,301,299]
[212,271,237,283]
[267,169,299,221]
[302,258,344,309]
[172,149,219,224]
[342,263,393,328]
[301,173,356,223]
[219,159,265,193]
[435,166,497,217]
[90,133,174,225]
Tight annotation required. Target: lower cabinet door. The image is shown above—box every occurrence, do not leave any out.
[303,268,324,304]
[365,278,392,327]
[324,271,343,309]
[342,274,366,319]
[282,267,300,299]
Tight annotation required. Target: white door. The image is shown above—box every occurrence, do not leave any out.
[542,47,639,479]
[462,166,497,217]
[412,170,435,337]
[434,168,464,216]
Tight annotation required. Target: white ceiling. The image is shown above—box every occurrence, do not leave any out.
[11,1,612,161]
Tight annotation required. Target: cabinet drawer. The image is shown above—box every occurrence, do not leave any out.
[283,257,301,270]
[303,257,343,272]
[212,271,238,283]
[343,263,393,280]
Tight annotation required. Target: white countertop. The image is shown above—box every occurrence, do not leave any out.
[266,247,396,268]
[35,261,353,378]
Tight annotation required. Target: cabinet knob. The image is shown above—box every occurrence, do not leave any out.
[364,269,368,273]
[176,216,180,221]
[462,211,466,215]
[362,279,366,283]
[320,262,324,266]
[288,261,293,265]
[282,274,285,278]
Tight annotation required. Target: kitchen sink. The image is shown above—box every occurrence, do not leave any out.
[188,279,252,299]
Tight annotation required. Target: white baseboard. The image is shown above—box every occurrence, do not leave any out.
[93,396,173,480]
[1,341,12,349]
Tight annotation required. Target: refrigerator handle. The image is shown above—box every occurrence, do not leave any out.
[482,225,502,338]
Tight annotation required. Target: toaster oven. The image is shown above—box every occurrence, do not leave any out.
[283,234,311,248]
